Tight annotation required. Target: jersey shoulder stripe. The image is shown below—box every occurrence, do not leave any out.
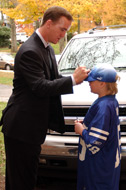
[89,132,107,141]
[91,127,109,136]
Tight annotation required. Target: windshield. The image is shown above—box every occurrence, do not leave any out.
[58,36,126,73]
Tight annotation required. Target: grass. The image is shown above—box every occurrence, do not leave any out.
[0,71,14,86]
[0,43,60,55]
[0,102,6,176]
[0,48,11,52]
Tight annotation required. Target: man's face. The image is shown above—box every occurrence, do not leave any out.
[48,16,72,44]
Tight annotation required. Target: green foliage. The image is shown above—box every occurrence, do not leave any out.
[93,13,102,25]
[0,21,4,26]
[67,32,73,41]
[0,26,11,47]
[51,43,60,54]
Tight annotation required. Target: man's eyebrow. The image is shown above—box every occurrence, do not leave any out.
[61,27,67,31]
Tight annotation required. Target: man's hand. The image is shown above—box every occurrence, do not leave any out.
[73,66,90,85]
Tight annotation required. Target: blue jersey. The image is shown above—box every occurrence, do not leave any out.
[77,95,121,190]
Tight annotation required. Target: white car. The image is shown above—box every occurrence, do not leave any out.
[55,54,61,64]
[39,25,126,181]
[0,53,14,70]
[16,32,29,43]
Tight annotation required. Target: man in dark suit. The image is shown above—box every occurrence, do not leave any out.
[0,6,89,190]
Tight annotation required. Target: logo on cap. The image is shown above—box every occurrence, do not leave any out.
[96,77,103,81]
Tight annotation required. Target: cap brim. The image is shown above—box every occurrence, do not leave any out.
[84,75,96,82]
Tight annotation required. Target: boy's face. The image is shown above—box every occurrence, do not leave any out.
[89,80,106,97]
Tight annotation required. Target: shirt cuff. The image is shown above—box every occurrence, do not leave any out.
[71,75,76,86]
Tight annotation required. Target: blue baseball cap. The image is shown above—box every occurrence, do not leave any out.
[85,64,117,82]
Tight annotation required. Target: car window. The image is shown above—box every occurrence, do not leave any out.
[0,56,3,61]
[58,36,126,74]
[0,54,14,62]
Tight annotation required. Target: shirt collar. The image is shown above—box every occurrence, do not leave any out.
[36,29,49,48]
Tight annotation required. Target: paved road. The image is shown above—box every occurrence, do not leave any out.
[0,84,12,102]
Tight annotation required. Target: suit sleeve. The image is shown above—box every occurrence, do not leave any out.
[18,50,73,97]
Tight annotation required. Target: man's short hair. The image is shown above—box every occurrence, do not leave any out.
[41,6,73,26]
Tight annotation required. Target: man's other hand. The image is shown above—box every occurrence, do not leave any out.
[73,66,90,85]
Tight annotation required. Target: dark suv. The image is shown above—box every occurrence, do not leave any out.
[38,25,126,183]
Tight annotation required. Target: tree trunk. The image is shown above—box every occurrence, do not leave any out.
[78,15,80,34]
[10,18,17,53]
[59,34,67,54]
[1,11,4,22]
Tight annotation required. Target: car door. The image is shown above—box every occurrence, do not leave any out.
[0,57,5,69]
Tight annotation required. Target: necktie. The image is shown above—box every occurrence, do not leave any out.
[46,46,52,69]
[46,46,55,80]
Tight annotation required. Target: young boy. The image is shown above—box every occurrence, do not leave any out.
[74,64,121,190]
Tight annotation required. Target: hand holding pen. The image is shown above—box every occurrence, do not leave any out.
[72,64,90,85]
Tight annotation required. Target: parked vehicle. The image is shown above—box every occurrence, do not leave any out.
[38,25,126,182]
[55,54,61,64]
[16,32,29,43]
[0,53,14,70]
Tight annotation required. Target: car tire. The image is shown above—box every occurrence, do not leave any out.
[5,64,11,70]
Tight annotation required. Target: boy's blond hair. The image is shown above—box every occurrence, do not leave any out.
[106,75,120,95]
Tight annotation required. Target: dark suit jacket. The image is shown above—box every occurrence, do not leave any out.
[0,32,73,144]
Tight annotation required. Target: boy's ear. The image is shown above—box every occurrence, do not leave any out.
[100,81,106,87]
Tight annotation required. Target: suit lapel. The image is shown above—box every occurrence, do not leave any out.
[33,32,58,78]
[47,46,58,78]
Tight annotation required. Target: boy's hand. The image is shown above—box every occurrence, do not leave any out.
[74,121,84,136]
